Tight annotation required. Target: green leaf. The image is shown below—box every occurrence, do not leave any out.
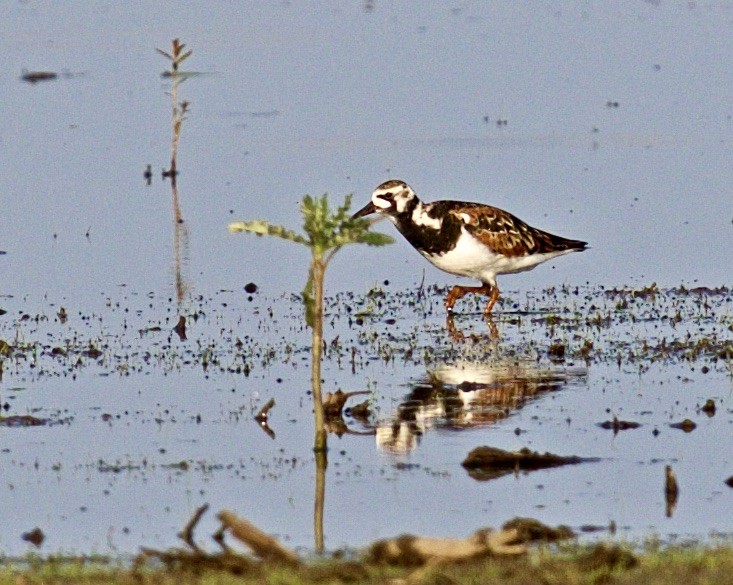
[228,192,392,330]
[228,220,308,245]
[356,232,394,246]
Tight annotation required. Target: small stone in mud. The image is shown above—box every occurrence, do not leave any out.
[21,527,45,547]
[700,399,716,416]
[670,419,697,432]
[244,282,258,294]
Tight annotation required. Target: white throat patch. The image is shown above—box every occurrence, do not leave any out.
[411,203,442,229]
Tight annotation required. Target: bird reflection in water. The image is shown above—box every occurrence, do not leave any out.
[376,358,586,454]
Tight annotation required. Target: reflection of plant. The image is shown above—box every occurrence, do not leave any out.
[229,194,392,452]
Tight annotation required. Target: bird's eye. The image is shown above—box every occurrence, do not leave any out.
[382,193,395,202]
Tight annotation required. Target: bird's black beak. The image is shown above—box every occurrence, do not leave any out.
[351,201,377,219]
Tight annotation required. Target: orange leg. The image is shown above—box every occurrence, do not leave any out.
[483,285,500,316]
[445,283,500,315]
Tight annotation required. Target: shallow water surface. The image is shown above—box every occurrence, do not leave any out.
[1,2,732,557]
[1,285,732,555]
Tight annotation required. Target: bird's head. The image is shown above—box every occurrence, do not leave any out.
[352,180,417,219]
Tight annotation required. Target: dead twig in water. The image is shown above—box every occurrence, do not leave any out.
[217,510,301,566]
[177,503,209,552]
[322,389,369,418]
[255,398,275,423]
[254,398,276,439]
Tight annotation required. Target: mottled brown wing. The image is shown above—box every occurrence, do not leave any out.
[447,203,586,258]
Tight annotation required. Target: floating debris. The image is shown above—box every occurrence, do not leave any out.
[665,465,679,518]
[670,419,697,432]
[700,399,716,417]
[598,416,641,433]
[174,315,187,341]
[21,70,58,83]
[21,527,45,547]
[0,415,48,427]
[322,389,369,418]
[255,398,276,439]
[462,446,598,481]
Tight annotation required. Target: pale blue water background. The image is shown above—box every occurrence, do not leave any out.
[1,2,732,556]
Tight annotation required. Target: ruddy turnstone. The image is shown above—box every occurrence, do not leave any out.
[352,180,587,315]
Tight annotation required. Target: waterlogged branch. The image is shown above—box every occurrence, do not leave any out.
[217,510,301,566]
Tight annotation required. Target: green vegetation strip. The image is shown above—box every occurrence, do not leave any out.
[3,544,733,585]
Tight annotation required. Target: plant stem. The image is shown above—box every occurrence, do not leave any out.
[311,255,327,453]
[314,449,327,553]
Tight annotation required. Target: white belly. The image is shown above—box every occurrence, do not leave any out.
[421,229,573,286]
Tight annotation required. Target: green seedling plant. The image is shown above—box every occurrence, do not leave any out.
[229,194,392,452]
[157,38,192,183]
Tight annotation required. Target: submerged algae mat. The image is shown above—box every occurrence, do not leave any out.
[0,283,732,556]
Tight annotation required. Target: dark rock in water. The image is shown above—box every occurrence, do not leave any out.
[700,399,716,416]
[21,70,58,83]
[665,465,679,518]
[0,415,48,427]
[244,282,258,294]
[462,446,599,481]
[725,476,733,489]
[669,419,696,432]
[174,316,187,341]
[21,527,45,547]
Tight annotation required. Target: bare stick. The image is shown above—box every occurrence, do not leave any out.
[217,510,301,566]
[177,503,209,552]
[255,398,275,422]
